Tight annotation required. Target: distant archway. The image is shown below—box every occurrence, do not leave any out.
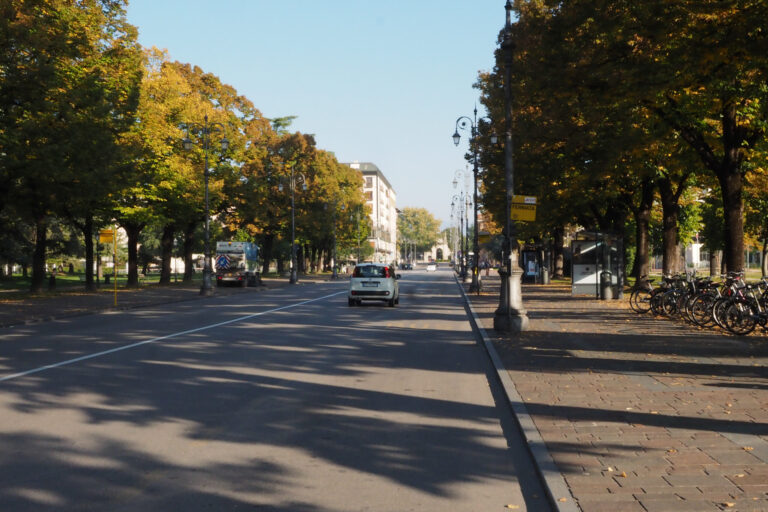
[436,248,444,260]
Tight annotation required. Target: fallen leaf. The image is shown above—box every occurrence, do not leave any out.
[619,471,627,478]
[734,473,745,478]
[667,449,678,454]
[743,446,754,451]
[558,498,568,502]
[722,503,735,508]
[505,505,520,509]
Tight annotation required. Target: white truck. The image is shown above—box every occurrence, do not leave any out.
[214,241,260,287]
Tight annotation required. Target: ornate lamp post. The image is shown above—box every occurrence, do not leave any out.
[451,192,467,279]
[453,107,497,293]
[182,115,229,296]
[493,0,529,332]
[278,165,306,284]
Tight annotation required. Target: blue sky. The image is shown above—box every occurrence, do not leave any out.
[125,1,506,227]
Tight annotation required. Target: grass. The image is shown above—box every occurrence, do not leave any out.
[0,272,202,297]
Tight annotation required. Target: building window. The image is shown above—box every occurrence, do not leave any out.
[365,177,373,188]
[365,191,373,201]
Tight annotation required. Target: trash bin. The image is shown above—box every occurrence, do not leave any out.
[600,271,613,300]
[541,267,550,285]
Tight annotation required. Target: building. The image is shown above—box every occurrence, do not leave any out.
[344,162,397,263]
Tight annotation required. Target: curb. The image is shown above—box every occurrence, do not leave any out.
[456,275,582,512]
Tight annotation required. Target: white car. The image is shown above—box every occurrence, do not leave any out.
[348,263,400,307]
[426,263,437,272]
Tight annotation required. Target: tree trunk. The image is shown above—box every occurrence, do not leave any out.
[552,227,565,278]
[761,236,768,278]
[658,178,681,276]
[710,250,722,277]
[30,216,47,293]
[159,224,174,284]
[633,178,655,280]
[718,169,745,272]
[182,221,196,282]
[83,216,96,292]
[261,234,274,275]
[122,222,143,288]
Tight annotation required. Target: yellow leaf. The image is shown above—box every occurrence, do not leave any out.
[558,497,568,502]
[619,471,627,477]
[743,446,754,451]
[505,506,520,509]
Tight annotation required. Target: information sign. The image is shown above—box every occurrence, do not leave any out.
[510,195,537,222]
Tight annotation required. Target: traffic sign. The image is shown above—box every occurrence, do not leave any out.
[99,229,115,243]
[511,195,536,222]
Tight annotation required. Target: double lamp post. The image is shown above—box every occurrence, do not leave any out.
[182,115,229,296]
[453,107,497,294]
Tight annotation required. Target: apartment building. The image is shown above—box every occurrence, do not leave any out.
[344,161,397,263]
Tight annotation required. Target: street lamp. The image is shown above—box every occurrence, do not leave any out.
[451,192,468,279]
[453,106,497,294]
[182,114,229,296]
[493,0,529,332]
[278,164,306,284]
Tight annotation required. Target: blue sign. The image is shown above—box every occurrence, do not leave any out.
[216,255,230,270]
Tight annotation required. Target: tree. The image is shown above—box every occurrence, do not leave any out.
[397,208,441,253]
[0,0,142,292]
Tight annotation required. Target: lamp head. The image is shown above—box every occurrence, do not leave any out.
[182,137,193,151]
[220,137,229,151]
[452,132,461,146]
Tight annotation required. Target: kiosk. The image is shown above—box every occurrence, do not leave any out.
[571,231,623,299]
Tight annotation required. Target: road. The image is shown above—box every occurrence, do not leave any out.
[0,267,550,511]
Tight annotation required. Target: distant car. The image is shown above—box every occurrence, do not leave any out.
[426,263,437,272]
[348,263,401,307]
[400,262,413,270]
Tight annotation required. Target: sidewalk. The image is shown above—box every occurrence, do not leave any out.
[0,275,335,328]
[465,275,768,512]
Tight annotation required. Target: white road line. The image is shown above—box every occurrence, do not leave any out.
[0,291,346,384]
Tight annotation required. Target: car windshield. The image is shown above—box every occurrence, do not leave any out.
[353,266,388,278]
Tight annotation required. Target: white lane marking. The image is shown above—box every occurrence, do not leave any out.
[0,291,346,383]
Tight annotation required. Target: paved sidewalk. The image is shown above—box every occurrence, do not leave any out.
[466,275,768,512]
[0,275,335,328]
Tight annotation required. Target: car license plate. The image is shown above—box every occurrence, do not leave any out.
[362,282,378,287]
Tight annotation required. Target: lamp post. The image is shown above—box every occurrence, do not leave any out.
[182,114,229,296]
[494,0,529,332]
[451,193,467,279]
[278,164,306,284]
[453,107,498,293]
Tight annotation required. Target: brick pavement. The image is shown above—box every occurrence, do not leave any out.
[466,275,768,512]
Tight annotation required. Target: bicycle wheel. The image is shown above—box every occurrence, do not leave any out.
[691,294,716,327]
[662,291,679,317]
[650,290,666,316]
[724,301,757,335]
[682,293,699,324]
[713,298,732,329]
[631,288,653,313]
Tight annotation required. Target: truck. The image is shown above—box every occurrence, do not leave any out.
[214,241,260,287]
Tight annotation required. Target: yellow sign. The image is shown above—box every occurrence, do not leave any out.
[99,229,115,243]
[511,195,537,222]
[478,234,491,244]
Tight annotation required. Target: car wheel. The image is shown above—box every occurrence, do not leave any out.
[388,298,395,307]
[395,296,399,305]
[348,298,355,307]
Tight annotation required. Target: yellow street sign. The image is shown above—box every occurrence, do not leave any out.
[511,195,537,222]
[478,234,492,244]
[99,229,115,243]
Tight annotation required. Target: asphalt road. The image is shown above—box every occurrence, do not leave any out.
[0,268,550,511]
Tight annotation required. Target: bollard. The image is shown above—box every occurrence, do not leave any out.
[599,271,613,300]
[541,267,550,285]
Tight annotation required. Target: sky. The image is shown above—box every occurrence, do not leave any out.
[125,1,506,228]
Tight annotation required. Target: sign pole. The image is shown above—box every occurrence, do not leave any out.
[113,225,117,306]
